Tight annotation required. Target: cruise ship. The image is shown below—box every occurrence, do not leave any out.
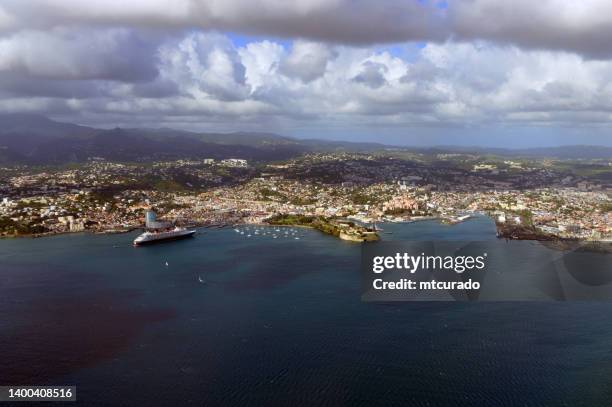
[133,226,196,246]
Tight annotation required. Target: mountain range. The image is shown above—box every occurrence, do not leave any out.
[0,113,609,164]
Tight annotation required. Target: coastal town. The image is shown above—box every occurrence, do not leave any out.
[0,153,610,242]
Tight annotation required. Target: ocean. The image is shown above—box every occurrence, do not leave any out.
[1,217,612,406]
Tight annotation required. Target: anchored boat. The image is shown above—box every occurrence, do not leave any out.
[133,226,195,246]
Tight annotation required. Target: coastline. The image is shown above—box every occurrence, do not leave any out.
[1,216,609,253]
[0,227,141,240]
[1,230,82,240]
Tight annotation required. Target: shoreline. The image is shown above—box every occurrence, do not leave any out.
[1,217,609,251]
[0,227,142,240]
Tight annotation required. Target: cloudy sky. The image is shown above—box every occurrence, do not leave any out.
[1,0,612,147]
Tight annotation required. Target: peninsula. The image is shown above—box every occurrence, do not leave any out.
[266,214,379,242]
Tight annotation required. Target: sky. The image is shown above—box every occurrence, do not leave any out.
[1,0,612,147]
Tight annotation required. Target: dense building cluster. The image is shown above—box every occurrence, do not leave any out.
[0,153,610,240]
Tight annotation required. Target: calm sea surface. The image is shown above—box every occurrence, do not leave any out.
[1,217,612,406]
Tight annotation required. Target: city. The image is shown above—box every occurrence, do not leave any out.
[1,152,610,241]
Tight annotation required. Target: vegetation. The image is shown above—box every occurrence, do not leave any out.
[289,196,317,206]
[600,202,612,213]
[0,216,48,235]
[259,187,287,201]
[384,208,411,216]
[266,213,377,241]
[350,192,372,205]
[515,209,534,226]
[153,180,185,192]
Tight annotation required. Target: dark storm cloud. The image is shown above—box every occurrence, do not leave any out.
[450,0,612,59]
[0,0,448,45]
[3,0,612,57]
[189,0,448,45]
[0,28,159,82]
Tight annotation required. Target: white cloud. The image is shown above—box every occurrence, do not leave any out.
[0,28,612,142]
[158,32,250,101]
[0,1,610,145]
[280,41,336,83]
[238,40,284,90]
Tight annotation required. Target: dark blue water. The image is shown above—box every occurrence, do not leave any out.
[1,217,612,406]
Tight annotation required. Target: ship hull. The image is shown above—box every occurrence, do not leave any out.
[133,230,196,246]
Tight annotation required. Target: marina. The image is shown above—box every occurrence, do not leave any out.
[232,225,306,241]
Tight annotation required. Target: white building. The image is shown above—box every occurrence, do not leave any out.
[221,158,248,168]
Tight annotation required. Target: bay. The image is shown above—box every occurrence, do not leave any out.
[1,217,611,406]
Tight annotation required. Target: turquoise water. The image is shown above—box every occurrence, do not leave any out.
[1,217,612,406]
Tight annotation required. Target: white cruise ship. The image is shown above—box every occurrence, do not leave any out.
[133,226,196,246]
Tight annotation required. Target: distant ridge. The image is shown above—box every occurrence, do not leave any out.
[0,114,304,164]
[0,113,609,163]
[0,113,93,138]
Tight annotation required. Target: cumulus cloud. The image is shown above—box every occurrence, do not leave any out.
[352,61,388,88]
[238,40,284,90]
[280,41,336,83]
[3,31,612,135]
[158,33,250,101]
[0,1,612,145]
